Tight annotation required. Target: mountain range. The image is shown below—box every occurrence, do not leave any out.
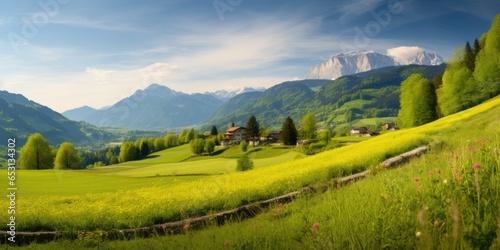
[63,84,226,130]
[306,50,444,79]
[205,87,266,102]
[205,64,446,132]
[0,90,114,147]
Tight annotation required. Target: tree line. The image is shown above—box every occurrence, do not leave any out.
[398,15,500,128]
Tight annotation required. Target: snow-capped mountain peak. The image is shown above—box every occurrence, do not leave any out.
[306,47,444,79]
[206,87,266,101]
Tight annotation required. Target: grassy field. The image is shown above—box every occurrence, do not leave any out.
[2,96,500,248]
[15,96,500,249]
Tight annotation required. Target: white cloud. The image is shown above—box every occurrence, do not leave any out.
[49,15,147,32]
[387,46,424,64]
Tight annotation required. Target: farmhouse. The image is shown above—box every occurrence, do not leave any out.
[350,126,379,137]
[222,124,246,146]
[266,131,281,142]
[382,122,399,131]
[350,126,368,135]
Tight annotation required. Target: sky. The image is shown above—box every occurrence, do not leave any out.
[0,0,499,112]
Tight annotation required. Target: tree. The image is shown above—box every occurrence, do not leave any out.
[186,128,196,143]
[118,142,138,163]
[210,126,218,136]
[106,148,118,165]
[54,142,81,169]
[164,131,178,148]
[154,138,165,151]
[246,115,260,146]
[205,139,216,155]
[140,139,149,158]
[146,138,155,153]
[464,41,475,72]
[178,129,187,144]
[398,73,437,128]
[302,112,317,139]
[318,130,332,144]
[240,140,249,152]
[473,38,481,58]
[18,133,54,170]
[281,116,298,145]
[432,75,444,118]
[344,109,353,128]
[190,138,205,155]
[474,15,500,100]
[236,154,254,171]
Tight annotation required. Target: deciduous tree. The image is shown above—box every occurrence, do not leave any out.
[398,73,436,127]
[18,133,54,170]
[54,142,81,169]
[205,139,216,155]
[301,112,317,139]
[190,138,205,155]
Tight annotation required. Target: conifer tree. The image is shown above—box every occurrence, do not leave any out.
[245,115,260,145]
[281,116,298,145]
[210,125,218,136]
[464,41,475,72]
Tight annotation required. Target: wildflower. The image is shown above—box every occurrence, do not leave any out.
[414,177,420,182]
[434,220,439,228]
[161,224,167,230]
[277,207,282,213]
[312,222,320,233]
[437,169,441,174]
[170,229,174,235]
[184,223,190,230]
[469,147,475,152]
[224,240,230,246]
[443,179,447,184]
[279,203,283,207]
[454,155,459,160]
[416,231,422,237]
[473,163,480,169]
[428,171,433,176]
[455,170,461,183]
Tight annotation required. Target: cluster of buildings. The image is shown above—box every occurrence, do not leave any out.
[220,122,399,146]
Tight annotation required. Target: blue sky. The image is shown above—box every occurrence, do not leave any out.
[0,0,499,112]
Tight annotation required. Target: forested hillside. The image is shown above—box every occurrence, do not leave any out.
[205,65,445,131]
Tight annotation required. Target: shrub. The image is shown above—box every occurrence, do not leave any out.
[240,140,249,152]
[236,154,254,171]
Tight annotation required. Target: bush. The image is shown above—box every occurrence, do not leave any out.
[236,154,254,171]
[240,140,249,152]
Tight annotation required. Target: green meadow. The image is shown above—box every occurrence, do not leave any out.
[1,96,498,249]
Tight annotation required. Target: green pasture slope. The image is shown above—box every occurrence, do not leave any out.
[12,96,500,249]
[5,144,300,197]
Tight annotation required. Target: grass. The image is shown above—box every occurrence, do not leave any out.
[3,96,500,247]
[11,170,194,198]
[18,96,500,249]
